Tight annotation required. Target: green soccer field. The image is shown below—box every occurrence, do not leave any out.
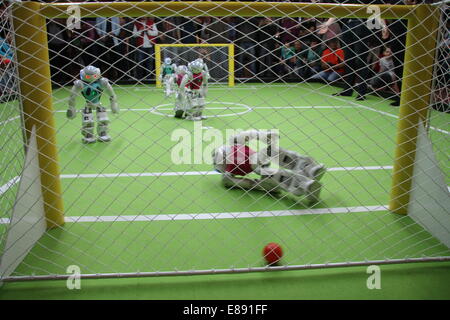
[1,82,449,299]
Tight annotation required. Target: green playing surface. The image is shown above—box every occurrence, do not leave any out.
[0,83,449,299]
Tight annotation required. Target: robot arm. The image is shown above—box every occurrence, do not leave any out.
[230,130,279,146]
[179,73,191,96]
[100,78,119,114]
[202,70,209,97]
[221,172,281,194]
[67,80,83,119]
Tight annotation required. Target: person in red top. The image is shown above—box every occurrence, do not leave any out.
[133,17,158,80]
[212,130,326,204]
[310,38,345,83]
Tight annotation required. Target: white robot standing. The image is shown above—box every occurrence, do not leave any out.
[179,60,209,121]
[158,57,177,97]
[212,130,326,204]
[67,66,119,143]
[174,65,189,119]
[194,57,210,98]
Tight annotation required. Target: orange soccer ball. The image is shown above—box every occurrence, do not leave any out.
[263,243,283,265]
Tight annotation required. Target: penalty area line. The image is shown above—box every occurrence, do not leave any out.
[0,205,389,224]
[64,205,389,223]
[58,166,394,179]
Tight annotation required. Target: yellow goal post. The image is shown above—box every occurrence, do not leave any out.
[155,43,235,88]
[10,1,441,231]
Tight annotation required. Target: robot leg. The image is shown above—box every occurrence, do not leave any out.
[277,148,326,181]
[264,168,323,204]
[174,93,187,119]
[164,76,171,97]
[191,94,206,120]
[96,106,111,142]
[81,107,96,144]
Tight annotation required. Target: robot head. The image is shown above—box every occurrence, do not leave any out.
[195,58,204,65]
[80,66,101,83]
[189,60,203,74]
[212,146,229,173]
[177,65,188,75]
[164,57,172,65]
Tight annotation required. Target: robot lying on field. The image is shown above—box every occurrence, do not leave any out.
[174,59,209,121]
[212,130,326,204]
[67,66,119,144]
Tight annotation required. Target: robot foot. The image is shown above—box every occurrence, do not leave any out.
[82,136,96,144]
[98,135,111,142]
[304,180,323,205]
[306,164,326,181]
[185,115,202,121]
[174,110,185,119]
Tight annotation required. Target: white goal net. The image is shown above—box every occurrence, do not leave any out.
[0,0,449,282]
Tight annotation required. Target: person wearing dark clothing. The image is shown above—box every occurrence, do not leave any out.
[318,1,389,101]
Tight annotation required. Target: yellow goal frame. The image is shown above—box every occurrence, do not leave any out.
[155,43,235,88]
[11,1,440,229]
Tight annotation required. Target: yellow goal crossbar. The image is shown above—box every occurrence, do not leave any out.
[11,1,441,229]
[155,43,235,88]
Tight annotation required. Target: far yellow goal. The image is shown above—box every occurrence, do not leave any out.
[155,43,235,88]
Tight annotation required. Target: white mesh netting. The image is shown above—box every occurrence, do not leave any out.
[0,0,449,281]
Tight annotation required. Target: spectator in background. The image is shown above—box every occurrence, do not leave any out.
[292,40,308,79]
[0,35,14,97]
[257,17,279,77]
[318,2,389,101]
[47,19,69,85]
[311,38,344,83]
[279,41,296,76]
[80,18,98,67]
[195,17,212,44]
[278,17,300,45]
[209,17,231,44]
[159,17,182,68]
[303,36,323,79]
[133,17,158,81]
[235,17,259,77]
[116,17,135,81]
[180,17,198,44]
[95,17,122,81]
[369,47,400,104]
[66,26,84,82]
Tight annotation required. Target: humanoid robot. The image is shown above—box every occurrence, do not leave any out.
[194,57,210,97]
[174,64,189,119]
[212,130,326,204]
[158,57,177,97]
[179,60,209,121]
[67,66,119,143]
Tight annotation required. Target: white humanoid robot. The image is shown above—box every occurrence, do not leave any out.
[179,60,209,121]
[194,57,210,97]
[174,64,189,119]
[158,57,177,97]
[67,66,119,143]
[212,130,326,204]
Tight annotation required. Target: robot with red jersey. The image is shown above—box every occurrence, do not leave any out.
[178,60,209,121]
[211,130,326,204]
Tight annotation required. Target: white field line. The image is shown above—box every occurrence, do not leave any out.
[0,166,393,196]
[53,104,449,135]
[356,103,450,136]
[0,205,389,224]
[0,115,20,126]
[0,176,20,195]
[59,166,393,179]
